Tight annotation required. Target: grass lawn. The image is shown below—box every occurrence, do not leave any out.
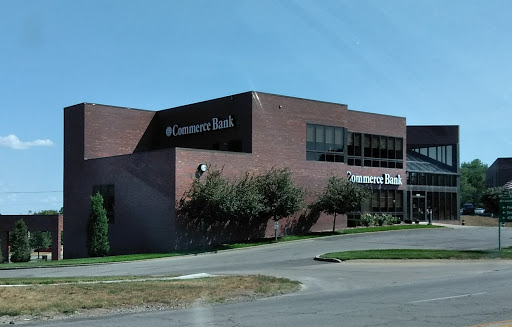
[1,224,441,269]
[320,248,512,261]
[0,275,300,317]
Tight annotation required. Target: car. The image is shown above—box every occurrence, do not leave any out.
[475,208,485,215]
[461,203,475,215]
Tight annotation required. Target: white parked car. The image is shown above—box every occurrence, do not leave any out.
[474,208,485,215]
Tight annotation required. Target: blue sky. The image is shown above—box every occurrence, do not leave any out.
[1,1,511,214]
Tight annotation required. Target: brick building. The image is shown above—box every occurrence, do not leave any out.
[64,91,460,258]
[486,158,512,189]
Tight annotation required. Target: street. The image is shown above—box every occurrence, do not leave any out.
[2,226,512,327]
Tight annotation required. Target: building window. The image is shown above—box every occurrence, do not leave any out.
[407,173,457,187]
[410,145,456,168]
[92,184,115,224]
[353,133,403,168]
[306,124,344,162]
[370,189,403,213]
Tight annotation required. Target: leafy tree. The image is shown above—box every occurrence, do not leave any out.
[179,166,304,241]
[10,219,31,262]
[179,168,234,222]
[482,187,512,215]
[255,168,305,240]
[230,172,265,220]
[460,159,488,207]
[314,176,370,232]
[179,168,264,222]
[87,192,110,257]
[30,231,52,258]
[33,209,59,215]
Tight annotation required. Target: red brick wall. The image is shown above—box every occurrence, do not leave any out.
[173,92,407,246]
[83,104,155,160]
[65,93,409,256]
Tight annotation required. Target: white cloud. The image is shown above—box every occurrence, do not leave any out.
[0,134,54,150]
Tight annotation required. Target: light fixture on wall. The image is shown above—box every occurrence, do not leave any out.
[196,163,207,179]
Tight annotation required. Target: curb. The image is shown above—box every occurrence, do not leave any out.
[314,255,342,263]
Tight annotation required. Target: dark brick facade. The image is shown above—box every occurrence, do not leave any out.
[487,158,512,188]
[64,92,409,258]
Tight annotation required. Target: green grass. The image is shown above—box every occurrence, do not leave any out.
[217,224,441,249]
[339,224,442,234]
[321,248,512,261]
[0,224,441,269]
[0,275,180,285]
[0,253,185,269]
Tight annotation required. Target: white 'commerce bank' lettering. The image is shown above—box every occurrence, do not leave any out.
[347,171,402,185]
[166,115,235,137]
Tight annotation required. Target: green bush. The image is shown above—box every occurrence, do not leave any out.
[87,192,110,257]
[360,213,374,227]
[10,219,31,262]
[374,214,386,226]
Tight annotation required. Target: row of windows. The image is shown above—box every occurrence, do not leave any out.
[407,172,457,187]
[408,191,458,220]
[427,191,458,220]
[410,145,454,167]
[365,189,404,213]
[347,158,404,169]
[306,124,345,162]
[307,124,404,168]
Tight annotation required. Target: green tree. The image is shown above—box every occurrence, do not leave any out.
[460,159,488,206]
[255,168,305,240]
[87,192,110,257]
[179,168,234,222]
[482,187,512,215]
[179,168,264,222]
[314,176,370,232]
[10,219,31,262]
[29,231,52,258]
[230,172,265,220]
[33,209,59,215]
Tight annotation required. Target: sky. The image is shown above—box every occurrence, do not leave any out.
[0,1,511,215]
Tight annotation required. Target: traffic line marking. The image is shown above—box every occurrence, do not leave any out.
[465,319,512,327]
[411,292,487,303]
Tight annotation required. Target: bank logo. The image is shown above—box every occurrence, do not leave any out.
[165,115,235,137]
[347,171,402,185]
[165,126,173,137]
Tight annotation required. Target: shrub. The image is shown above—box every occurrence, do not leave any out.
[87,192,110,257]
[374,214,386,226]
[360,213,374,227]
[10,219,31,262]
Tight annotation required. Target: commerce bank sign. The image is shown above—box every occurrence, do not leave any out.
[165,115,235,137]
[347,171,402,186]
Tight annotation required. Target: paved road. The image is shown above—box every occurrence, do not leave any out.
[3,226,512,326]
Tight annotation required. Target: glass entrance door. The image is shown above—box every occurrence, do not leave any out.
[412,195,426,221]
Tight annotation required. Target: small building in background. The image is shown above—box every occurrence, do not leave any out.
[487,158,512,189]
